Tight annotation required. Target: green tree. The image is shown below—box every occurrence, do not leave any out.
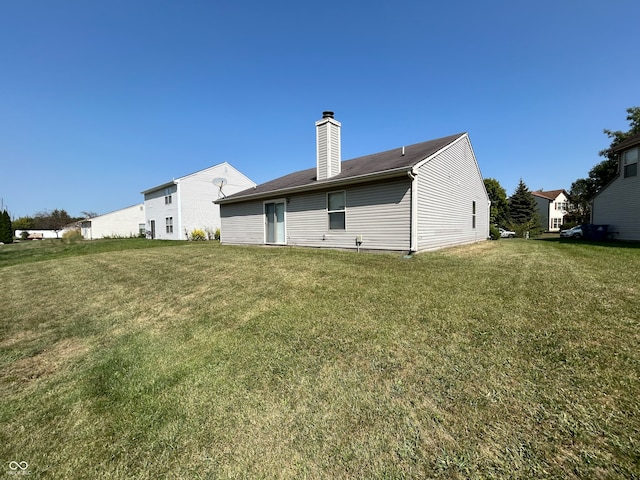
[0,210,13,243]
[11,216,34,231]
[33,209,76,237]
[567,178,593,225]
[508,180,541,237]
[484,178,509,227]
[598,106,640,165]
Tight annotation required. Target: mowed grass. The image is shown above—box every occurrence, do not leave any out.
[0,238,638,479]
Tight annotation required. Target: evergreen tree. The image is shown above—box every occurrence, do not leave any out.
[0,210,13,244]
[508,180,541,236]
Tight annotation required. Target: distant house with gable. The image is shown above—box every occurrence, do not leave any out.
[216,112,489,253]
[532,189,569,232]
[80,204,145,239]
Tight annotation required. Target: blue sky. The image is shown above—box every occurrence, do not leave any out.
[1,0,638,219]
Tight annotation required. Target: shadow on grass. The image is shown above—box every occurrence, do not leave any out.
[535,236,640,249]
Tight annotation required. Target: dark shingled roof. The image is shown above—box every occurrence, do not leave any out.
[532,189,567,201]
[218,133,465,203]
[612,132,640,152]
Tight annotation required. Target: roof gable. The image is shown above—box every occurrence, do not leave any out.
[219,133,466,203]
[141,162,251,195]
[532,189,567,201]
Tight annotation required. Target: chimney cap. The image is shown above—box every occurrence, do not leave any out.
[322,111,334,119]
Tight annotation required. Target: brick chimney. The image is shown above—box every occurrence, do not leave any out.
[315,111,341,180]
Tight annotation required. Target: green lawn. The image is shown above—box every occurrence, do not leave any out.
[1,238,638,479]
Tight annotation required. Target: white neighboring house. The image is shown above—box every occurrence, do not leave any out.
[80,204,146,239]
[532,189,569,232]
[591,132,640,241]
[14,229,72,239]
[216,112,490,253]
[141,162,256,240]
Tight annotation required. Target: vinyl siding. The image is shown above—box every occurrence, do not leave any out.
[220,201,264,244]
[416,135,489,251]
[317,127,328,180]
[329,124,340,177]
[144,184,180,240]
[220,178,412,251]
[534,197,551,231]
[83,204,145,239]
[286,178,411,251]
[548,192,568,231]
[592,173,640,241]
[316,119,341,179]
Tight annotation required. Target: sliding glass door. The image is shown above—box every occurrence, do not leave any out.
[265,201,285,244]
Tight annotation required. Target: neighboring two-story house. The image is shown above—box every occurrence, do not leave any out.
[591,132,640,241]
[532,189,569,232]
[142,162,256,240]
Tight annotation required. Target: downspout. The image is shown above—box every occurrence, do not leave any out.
[407,169,418,253]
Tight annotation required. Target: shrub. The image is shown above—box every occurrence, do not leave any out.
[489,225,501,240]
[190,229,207,241]
[62,229,83,242]
[214,228,221,241]
[507,219,542,238]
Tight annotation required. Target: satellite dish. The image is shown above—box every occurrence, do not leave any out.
[212,177,228,198]
[212,177,227,188]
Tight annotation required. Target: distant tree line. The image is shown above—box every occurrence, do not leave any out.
[11,209,85,237]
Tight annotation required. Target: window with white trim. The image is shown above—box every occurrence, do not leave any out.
[623,147,638,178]
[327,191,346,230]
[472,201,476,229]
[166,217,173,233]
[165,194,172,205]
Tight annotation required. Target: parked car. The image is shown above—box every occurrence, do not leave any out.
[499,228,516,238]
[560,225,583,238]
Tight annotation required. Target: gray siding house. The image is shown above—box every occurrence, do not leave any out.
[217,112,490,253]
[591,132,640,241]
